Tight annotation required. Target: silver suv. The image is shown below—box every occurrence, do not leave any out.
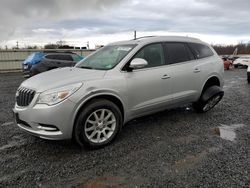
[13,36,224,148]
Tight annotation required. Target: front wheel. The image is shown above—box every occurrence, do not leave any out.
[73,99,122,149]
[193,86,224,113]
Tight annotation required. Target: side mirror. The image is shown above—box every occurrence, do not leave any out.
[129,58,148,70]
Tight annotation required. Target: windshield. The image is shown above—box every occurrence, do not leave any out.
[76,44,136,70]
[240,56,250,59]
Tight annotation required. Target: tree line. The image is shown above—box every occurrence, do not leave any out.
[212,43,250,55]
[1,41,250,55]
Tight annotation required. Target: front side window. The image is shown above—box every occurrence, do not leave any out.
[165,43,191,64]
[133,43,165,68]
[76,45,136,70]
[188,43,214,59]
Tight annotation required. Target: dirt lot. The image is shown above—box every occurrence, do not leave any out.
[0,69,249,188]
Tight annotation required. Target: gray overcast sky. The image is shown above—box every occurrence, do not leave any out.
[0,0,250,48]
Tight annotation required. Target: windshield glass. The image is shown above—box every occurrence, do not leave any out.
[241,57,250,59]
[76,44,136,70]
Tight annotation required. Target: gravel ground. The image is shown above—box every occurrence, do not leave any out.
[0,69,249,188]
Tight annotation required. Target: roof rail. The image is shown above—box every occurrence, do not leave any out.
[132,36,156,40]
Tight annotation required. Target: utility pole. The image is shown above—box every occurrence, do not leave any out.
[134,30,137,40]
[87,41,89,49]
[16,41,19,49]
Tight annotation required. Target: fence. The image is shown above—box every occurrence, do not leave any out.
[0,49,95,71]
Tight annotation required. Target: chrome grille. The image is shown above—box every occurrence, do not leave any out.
[16,87,36,107]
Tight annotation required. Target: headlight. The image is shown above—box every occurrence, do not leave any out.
[37,83,82,105]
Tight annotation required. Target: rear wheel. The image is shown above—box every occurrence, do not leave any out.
[193,86,224,113]
[73,99,122,149]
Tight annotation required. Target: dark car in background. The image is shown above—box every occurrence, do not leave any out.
[23,52,84,77]
[22,52,44,76]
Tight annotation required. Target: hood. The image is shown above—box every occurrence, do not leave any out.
[23,52,44,65]
[21,67,106,92]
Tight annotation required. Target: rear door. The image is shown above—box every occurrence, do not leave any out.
[163,42,201,104]
[55,54,74,67]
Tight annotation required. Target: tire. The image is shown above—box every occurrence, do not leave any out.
[193,86,224,113]
[234,65,238,68]
[73,99,122,149]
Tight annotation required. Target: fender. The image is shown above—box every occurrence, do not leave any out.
[200,74,223,94]
[71,89,127,129]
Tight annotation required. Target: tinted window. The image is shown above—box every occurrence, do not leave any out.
[188,43,214,59]
[57,55,73,61]
[133,43,165,68]
[165,43,191,64]
[45,54,58,60]
[186,45,195,60]
[45,54,73,61]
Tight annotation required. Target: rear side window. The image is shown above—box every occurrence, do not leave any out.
[188,43,214,59]
[164,43,192,64]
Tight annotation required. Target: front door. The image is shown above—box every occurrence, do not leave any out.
[124,43,173,118]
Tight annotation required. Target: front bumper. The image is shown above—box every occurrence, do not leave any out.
[13,94,77,140]
[22,64,32,78]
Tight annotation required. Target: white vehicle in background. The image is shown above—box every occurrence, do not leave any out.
[247,66,250,83]
[233,55,250,68]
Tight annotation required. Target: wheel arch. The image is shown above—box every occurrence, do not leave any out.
[72,93,125,136]
[201,76,221,95]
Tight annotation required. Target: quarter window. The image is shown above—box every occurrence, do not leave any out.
[188,43,214,59]
[165,43,191,64]
[133,43,165,68]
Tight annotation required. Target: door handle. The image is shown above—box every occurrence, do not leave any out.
[193,68,201,73]
[161,74,171,79]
